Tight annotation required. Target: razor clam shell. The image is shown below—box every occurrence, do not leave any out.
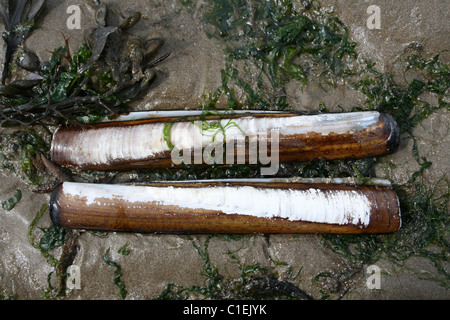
[50,111,400,170]
[50,180,401,234]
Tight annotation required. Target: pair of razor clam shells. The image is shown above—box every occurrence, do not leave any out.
[49,110,401,234]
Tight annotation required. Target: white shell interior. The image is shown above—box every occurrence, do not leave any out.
[60,182,372,226]
[53,111,380,166]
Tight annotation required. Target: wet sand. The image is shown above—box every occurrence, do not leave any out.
[0,0,448,300]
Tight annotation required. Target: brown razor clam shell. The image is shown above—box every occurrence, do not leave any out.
[50,111,400,171]
[50,181,401,234]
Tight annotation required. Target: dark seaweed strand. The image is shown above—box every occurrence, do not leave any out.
[103,248,128,299]
[157,235,314,300]
[28,203,75,298]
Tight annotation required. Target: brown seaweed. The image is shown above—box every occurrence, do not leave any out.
[0,0,46,83]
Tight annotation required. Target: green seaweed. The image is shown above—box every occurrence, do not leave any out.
[163,122,175,151]
[28,204,73,298]
[353,70,448,136]
[319,51,449,286]
[38,225,69,253]
[103,248,128,299]
[118,242,131,256]
[158,235,313,300]
[162,109,245,161]
[17,130,48,185]
[0,42,125,126]
[1,189,21,211]
[0,129,54,188]
[199,0,358,110]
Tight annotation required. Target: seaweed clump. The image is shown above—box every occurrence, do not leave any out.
[0,1,168,127]
[158,236,313,300]
[195,0,358,110]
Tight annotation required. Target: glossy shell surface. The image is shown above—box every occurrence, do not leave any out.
[50,111,400,170]
[50,180,401,234]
